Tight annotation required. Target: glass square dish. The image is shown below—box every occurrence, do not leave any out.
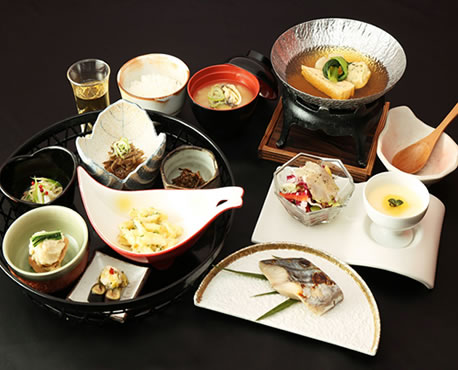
[273,153,355,226]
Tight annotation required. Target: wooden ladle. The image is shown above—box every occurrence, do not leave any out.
[391,102,458,174]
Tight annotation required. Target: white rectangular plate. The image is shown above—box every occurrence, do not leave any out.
[67,251,150,322]
[252,180,445,289]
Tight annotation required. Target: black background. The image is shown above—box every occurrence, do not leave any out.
[1,1,457,369]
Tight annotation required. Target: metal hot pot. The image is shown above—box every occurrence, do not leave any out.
[270,18,407,165]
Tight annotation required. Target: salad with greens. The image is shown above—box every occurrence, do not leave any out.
[21,177,63,204]
[278,162,340,213]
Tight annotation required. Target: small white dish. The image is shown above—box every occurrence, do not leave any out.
[76,99,167,190]
[194,243,380,356]
[117,54,190,116]
[68,251,150,322]
[78,166,244,268]
[363,172,430,248]
[377,106,458,185]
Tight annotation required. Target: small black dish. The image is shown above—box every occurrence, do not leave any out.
[0,146,78,216]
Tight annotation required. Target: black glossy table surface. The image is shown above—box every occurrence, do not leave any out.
[2,1,457,369]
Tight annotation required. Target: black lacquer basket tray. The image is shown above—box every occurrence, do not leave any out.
[0,110,235,323]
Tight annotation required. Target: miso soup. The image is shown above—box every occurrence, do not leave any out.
[194,82,255,110]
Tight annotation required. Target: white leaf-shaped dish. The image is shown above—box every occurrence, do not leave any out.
[76,99,167,189]
[377,106,458,185]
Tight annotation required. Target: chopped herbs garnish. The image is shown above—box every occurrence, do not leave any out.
[112,137,131,159]
[388,198,404,207]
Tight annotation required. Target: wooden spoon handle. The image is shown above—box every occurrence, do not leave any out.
[426,102,458,145]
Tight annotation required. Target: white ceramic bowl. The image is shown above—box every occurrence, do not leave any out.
[160,145,219,189]
[377,106,458,185]
[76,99,167,189]
[363,171,430,248]
[2,205,89,293]
[117,53,190,116]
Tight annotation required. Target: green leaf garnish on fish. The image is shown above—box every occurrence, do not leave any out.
[221,267,267,280]
[252,291,278,298]
[214,263,299,320]
[256,298,299,321]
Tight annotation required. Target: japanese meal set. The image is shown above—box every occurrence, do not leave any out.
[1,18,456,356]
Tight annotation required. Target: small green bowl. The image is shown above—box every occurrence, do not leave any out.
[2,205,89,293]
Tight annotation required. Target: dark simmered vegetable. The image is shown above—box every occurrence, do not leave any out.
[172,168,205,188]
[88,283,107,302]
[88,265,129,302]
[105,288,122,302]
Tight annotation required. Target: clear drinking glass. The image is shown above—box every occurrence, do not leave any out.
[67,59,110,115]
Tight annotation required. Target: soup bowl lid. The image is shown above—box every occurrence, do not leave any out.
[226,50,278,100]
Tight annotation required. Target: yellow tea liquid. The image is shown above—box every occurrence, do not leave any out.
[73,80,109,114]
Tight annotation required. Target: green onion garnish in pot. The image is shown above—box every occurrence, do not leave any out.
[322,56,349,82]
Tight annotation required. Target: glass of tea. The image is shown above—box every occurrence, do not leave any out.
[67,59,110,115]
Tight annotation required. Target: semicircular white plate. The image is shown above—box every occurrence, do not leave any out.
[194,242,380,356]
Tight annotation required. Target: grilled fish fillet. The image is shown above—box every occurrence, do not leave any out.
[259,257,344,315]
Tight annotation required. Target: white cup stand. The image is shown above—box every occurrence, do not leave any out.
[368,222,416,248]
[363,172,430,249]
